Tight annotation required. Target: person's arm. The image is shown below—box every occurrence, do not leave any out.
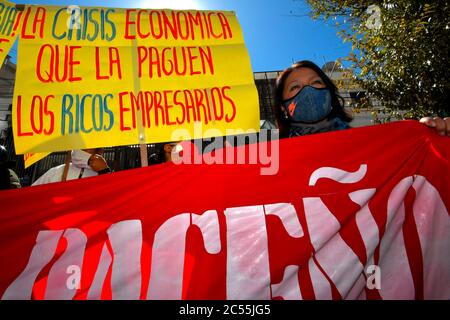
[419,117,450,136]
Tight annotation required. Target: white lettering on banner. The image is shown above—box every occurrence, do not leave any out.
[303,197,340,253]
[2,231,63,299]
[225,203,305,300]
[308,258,333,300]
[352,188,379,300]
[314,222,365,299]
[310,189,379,300]
[411,175,450,299]
[108,220,142,300]
[304,164,369,252]
[148,213,191,300]
[191,210,222,254]
[45,229,87,300]
[225,205,271,300]
[309,164,367,186]
[86,244,112,300]
[346,273,367,300]
[352,189,379,268]
[352,189,379,262]
[304,167,381,299]
[264,203,303,238]
[87,221,143,300]
[148,210,221,299]
[271,265,302,300]
[378,177,415,299]
[2,165,448,300]
[265,203,304,299]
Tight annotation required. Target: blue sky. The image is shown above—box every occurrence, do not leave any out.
[10,0,352,72]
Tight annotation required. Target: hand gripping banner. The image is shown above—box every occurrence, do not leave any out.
[0,121,449,299]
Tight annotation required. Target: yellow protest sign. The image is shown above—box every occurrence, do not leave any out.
[24,151,49,168]
[12,5,260,154]
[0,0,19,65]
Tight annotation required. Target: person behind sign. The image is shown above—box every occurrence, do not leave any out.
[148,142,182,165]
[274,60,450,138]
[0,145,21,190]
[32,148,111,186]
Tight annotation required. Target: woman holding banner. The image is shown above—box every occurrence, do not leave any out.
[273,60,450,138]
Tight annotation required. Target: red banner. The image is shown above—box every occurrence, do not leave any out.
[0,121,449,300]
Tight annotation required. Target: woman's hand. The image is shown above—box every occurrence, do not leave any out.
[419,117,450,136]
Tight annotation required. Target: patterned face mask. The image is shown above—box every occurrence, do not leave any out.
[282,85,332,123]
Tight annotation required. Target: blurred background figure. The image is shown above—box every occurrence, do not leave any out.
[0,145,21,190]
[148,142,182,165]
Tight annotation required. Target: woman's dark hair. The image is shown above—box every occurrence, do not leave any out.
[273,60,353,138]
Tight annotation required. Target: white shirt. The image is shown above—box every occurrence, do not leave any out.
[32,150,98,186]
